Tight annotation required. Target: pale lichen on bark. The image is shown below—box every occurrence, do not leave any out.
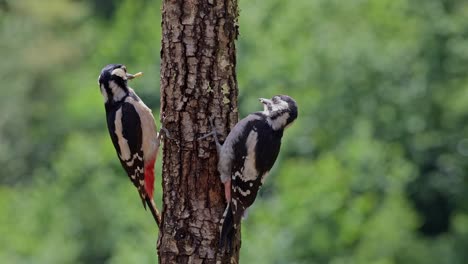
[158,0,240,263]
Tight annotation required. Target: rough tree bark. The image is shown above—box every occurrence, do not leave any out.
[158,0,240,263]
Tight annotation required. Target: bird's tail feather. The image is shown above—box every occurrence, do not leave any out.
[145,196,161,228]
[139,191,147,209]
[219,203,234,250]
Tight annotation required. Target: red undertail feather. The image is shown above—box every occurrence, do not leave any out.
[144,158,155,200]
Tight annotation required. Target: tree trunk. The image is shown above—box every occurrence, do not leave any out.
[158,0,240,263]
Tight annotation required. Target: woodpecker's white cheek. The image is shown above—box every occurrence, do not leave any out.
[271,100,289,112]
[100,84,108,103]
[269,112,290,130]
[242,130,258,182]
[114,108,131,161]
[109,80,127,102]
[111,68,127,79]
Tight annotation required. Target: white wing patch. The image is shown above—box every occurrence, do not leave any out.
[124,94,159,163]
[218,114,262,184]
[242,130,258,182]
[114,108,131,161]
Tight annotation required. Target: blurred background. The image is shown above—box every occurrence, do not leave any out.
[1,0,468,263]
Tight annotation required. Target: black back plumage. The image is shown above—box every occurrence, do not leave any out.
[231,114,283,209]
[106,102,147,207]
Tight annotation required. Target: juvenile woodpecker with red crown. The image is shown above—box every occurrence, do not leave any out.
[200,95,298,251]
[98,64,162,227]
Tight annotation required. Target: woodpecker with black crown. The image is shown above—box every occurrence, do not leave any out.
[98,64,162,227]
[199,94,298,251]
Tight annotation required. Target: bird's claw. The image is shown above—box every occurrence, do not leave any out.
[197,130,217,140]
[158,112,173,140]
[159,127,172,140]
[197,116,219,141]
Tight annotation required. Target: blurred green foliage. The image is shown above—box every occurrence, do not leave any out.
[1,0,467,263]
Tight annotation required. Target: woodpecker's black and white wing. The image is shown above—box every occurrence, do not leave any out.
[219,113,283,248]
[216,95,298,250]
[232,114,282,215]
[107,102,147,207]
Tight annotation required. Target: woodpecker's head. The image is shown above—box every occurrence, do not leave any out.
[98,64,143,104]
[260,95,298,130]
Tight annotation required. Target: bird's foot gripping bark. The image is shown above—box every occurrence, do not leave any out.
[197,117,222,153]
[158,127,171,140]
[158,113,173,141]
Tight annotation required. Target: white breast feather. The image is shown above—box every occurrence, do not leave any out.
[100,84,108,103]
[109,80,127,102]
[114,108,131,161]
[269,112,290,130]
